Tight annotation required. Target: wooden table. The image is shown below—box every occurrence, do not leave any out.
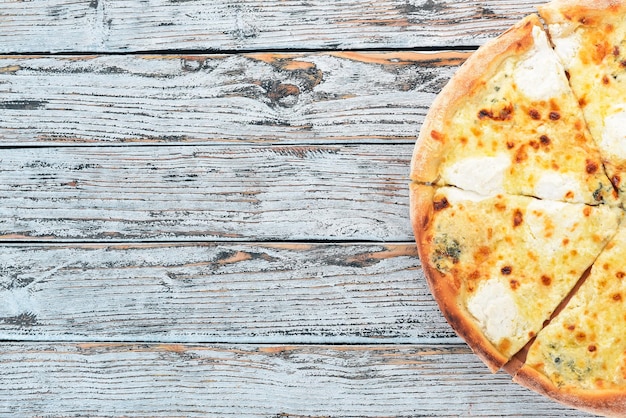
[0,1,594,416]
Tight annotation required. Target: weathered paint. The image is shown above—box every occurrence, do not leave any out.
[0,343,591,417]
[0,145,411,241]
[0,0,537,53]
[0,53,459,144]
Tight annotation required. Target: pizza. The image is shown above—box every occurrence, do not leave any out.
[410,1,626,416]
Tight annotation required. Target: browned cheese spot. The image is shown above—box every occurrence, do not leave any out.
[513,209,523,227]
[603,75,611,85]
[501,266,512,275]
[539,135,550,146]
[515,145,528,163]
[478,104,513,121]
[576,332,587,342]
[585,159,599,174]
[567,324,576,331]
[583,206,592,217]
[617,271,625,279]
[549,111,561,121]
[579,96,587,107]
[478,109,492,120]
[541,275,552,286]
[588,344,597,352]
[529,140,539,150]
[562,238,570,245]
[613,293,623,302]
[431,130,444,141]
[549,99,560,111]
[473,246,491,263]
[499,339,511,352]
[593,40,609,64]
[433,197,449,211]
[574,120,583,131]
[506,141,515,149]
[614,45,621,56]
[529,109,541,120]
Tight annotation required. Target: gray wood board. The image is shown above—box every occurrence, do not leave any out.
[0,243,458,343]
[0,342,592,417]
[0,53,465,145]
[0,0,539,53]
[0,145,411,242]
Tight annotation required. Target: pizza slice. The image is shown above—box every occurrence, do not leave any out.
[516,223,626,416]
[411,183,622,371]
[411,14,617,206]
[539,0,626,205]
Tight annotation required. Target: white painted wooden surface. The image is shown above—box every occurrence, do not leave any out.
[0,243,455,342]
[0,344,589,417]
[0,0,595,416]
[0,0,538,53]
[0,53,464,145]
[0,145,410,241]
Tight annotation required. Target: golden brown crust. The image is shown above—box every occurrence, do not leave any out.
[514,365,626,417]
[409,183,508,372]
[539,0,626,23]
[410,14,540,183]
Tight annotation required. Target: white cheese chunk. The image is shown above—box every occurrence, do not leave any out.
[440,187,489,205]
[601,109,626,159]
[548,23,582,70]
[534,172,583,203]
[513,26,570,101]
[467,279,520,342]
[442,155,510,196]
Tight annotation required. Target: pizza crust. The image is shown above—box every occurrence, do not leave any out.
[410,14,539,184]
[409,183,508,371]
[514,365,626,417]
[539,0,626,22]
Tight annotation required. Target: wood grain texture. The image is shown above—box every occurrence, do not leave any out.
[0,343,592,417]
[0,145,411,242]
[0,0,539,53]
[0,243,459,343]
[0,52,465,145]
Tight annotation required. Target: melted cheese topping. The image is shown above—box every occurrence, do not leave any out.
[534,172,584,203]
[514,26,570,101]
[601,109,626,159]
[541,9,626,201]
[526,225,626,390]
[548,23,582,70]
[467,279,521,342]
[433,17,616,205]
[427,188,622,359]
[441,155,509,196]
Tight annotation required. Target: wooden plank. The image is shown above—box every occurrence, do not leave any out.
[0,145,411,242]
[0,1,538,53]
[0,343,591,417]
[0,243,459,343]
[0,52,465,145]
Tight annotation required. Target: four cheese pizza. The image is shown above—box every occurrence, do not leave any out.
[411,1,626,416]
